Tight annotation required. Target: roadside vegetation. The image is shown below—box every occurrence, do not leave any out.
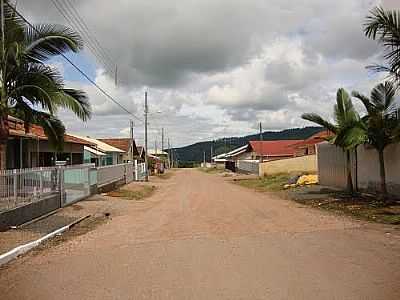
[234,174,400,225]
[235,174,291,192]
[198,167,225,174]
[107,185,156,201]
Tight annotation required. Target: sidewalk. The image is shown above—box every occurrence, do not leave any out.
[0,194,120,256]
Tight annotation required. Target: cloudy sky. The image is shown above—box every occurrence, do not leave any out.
[19,0,399,147]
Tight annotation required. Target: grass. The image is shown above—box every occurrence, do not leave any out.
[235,173,291,192]
[107,185,156,201]
[235,173,400,225]
[198,167,225,174]
[288,190,400,225]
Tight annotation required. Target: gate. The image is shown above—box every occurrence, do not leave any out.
[61,164,92,206]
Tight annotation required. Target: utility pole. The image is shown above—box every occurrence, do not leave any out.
[144,92,149,181]
[203,151,206,167]
[168,137,171,169]
[259,122,263,163]
[210,144,213,163]
[130,120,134,161]
[161,127,164,152]
[155,139,157,155]
[170,143,174,168]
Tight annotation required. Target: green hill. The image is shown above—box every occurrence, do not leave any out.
[169,126,324,166]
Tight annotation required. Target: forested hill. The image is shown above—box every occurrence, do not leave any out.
[170,126,324,165]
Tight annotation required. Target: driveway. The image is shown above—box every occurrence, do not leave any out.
[0,169,399,299]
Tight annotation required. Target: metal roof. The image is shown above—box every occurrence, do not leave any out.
[69,134,125,153]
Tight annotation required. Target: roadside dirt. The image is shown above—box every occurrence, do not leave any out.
[0,169,399,300]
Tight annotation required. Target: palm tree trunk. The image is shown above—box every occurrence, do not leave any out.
[346,150,354,195]
[0,113,8,170]
[377,149,387,197]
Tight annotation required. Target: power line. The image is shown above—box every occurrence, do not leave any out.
[51,0,114,75]
[8,3,143,123]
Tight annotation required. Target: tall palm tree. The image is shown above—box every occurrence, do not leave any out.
[302,89,365,195]
[0,1,91,169]
[352,82,400,196]
[364,6,400,86]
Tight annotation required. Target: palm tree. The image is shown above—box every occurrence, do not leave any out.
[302,89,365,195]
[352,82,400,197]
[364,6,400,86]
[0,1,91,169]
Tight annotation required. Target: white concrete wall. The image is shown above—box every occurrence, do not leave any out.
[317,142,400,194]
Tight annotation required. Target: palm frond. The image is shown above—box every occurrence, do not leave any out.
[301,113,337,133]
[24,24,83,61]
[32,111,66,151]
[57,89,91,121]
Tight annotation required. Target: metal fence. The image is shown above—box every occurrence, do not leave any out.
[62,164,93,206]
[237,160,259,175]
[0,166,60,213]
[97,163,127,187]
[0,161,146,214]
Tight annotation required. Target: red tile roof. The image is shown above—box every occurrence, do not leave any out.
[290,130,332,149]
[98,138,139,156]
[249,140,302,156]
[7,116,94,146]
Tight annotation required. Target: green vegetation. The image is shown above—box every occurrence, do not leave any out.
[0,1,91,168]
[302,89,364,195]
[352,82,400,197]
[169,127,324,164]
[287,187,400,225]
[235,174,291,192]
[107,185,156,201]
[364,6,400,86]
[198,167,225,174]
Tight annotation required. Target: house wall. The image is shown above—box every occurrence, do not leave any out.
[317,142,400,194]
[259,155,317,177]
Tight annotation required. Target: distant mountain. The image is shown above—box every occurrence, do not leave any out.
[169,126,324,165]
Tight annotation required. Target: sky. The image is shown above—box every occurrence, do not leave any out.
[19,0,399,147]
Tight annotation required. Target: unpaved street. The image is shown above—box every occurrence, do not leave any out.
[1,169,399,299]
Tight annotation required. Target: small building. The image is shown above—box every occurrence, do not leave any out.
[98,138,139,163]
[69,134,125,166]
[291,130,332,156]
[6,116,93,169]
[247,140,302,161]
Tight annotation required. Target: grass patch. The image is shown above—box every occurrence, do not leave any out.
[284,185,400,225]
[198,167,225,174]
[235,173,291,192]
[107,185,156,201]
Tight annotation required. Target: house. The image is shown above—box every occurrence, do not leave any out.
[6,116,93,169]
[148,149,169,169]
[69,134,125,166]
[98,138,139,163]
[247,140,302,161]
[291,130,332,157]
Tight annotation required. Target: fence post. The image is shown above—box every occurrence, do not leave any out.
[59,166,64,207]
[39,167,43,198]
[13,169,17,203]
[135,160,138,181]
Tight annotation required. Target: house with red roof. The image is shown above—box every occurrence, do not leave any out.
[6,116,94,169]
[247,140,302,161]
[290,130,332,157]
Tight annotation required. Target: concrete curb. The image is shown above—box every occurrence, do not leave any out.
[0,215,90,267]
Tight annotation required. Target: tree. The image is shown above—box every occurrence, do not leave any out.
[302,89,365,195]
[352,82,400,197]
[364,6,400,86]
[0,1,91,169]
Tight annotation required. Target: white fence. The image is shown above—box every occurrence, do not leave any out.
[0,160,147,214]
[97,163,127,187]
[0,166,60,213]
[237,160,259,174]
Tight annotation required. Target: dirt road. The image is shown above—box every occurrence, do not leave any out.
[1,169,399,299]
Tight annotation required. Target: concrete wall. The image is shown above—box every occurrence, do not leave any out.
[0,194,61,231]
[259,155,317,177]
[317,142,400,194]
